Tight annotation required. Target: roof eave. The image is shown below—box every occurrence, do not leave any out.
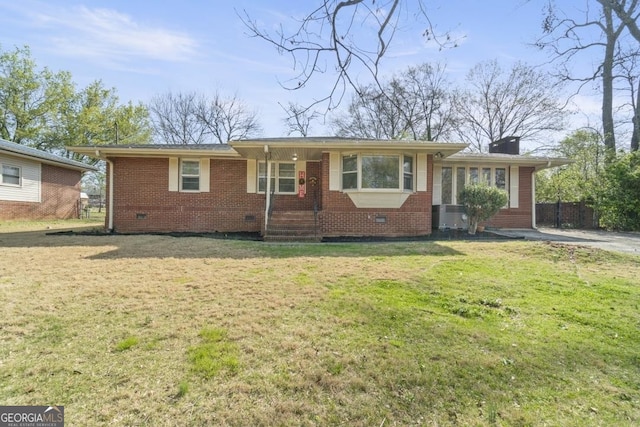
[230,139,469,160]
[67,146,241,159]
[1,148,98,172]
[441,153,572,170]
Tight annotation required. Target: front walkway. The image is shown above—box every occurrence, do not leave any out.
[494,227,640,256]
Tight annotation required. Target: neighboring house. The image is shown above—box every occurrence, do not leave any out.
[69,137,568,239]
[0,139,98,220]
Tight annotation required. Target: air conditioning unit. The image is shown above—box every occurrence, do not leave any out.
[436,204,468,230]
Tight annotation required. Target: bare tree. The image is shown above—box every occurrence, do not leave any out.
[148,91,208,144]
[149,91,262,144]
[281,102,320,137]
[605,0,640,40]
[331,62,455,141]
[240,1,458,112]
[535,1,631,154]
[332,82,408,139]
[453,60,567,152]
[195,92,262,143]
[401,62,456,141]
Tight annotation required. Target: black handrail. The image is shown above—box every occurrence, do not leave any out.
[268,185,275,219]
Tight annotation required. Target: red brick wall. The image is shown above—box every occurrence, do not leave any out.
[107,157,265,233]
[482,167,534,229]
[270,162,321,211]
[105,155,533,235]
[0,164,82,220]
[318,152,433,237]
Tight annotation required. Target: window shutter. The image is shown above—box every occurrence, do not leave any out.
[417,153,427,191]
[329,152,340,191]
[200,158,210,192]
[509,166,519,208]
[432,164,442,205]
[246,160,257,193]
[168,158,179,191]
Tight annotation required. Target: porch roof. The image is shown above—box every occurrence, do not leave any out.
[68,137,469,162]
[229,137,469,161]
[441,152,572,171]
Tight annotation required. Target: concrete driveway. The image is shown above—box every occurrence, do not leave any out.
[494,227,640,256]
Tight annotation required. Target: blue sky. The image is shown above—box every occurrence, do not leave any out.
[0,0,603,139]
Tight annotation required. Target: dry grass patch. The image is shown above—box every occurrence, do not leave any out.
[1,221,639,425]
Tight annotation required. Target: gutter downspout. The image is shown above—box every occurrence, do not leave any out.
[531,169,536,229]
[106,158,114,232]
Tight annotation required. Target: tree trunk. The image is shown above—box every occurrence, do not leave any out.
[468,218,478,235]
[602,4,617,156]
[632,79,640,152]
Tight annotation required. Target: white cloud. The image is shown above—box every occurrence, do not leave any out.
[6,2,198,66]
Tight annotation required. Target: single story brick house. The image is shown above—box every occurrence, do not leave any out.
[69,137,568,240]
[0,139,98,220]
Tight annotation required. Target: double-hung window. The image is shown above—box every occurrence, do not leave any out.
[441,167,453,204]
[495,168,506,191]
[403,156,414,191]
[181,160,200,191]
[258,162,296,194]
[441,165,508,205]
[341,153,414,191]
[1,164,21,186]
[342,155,358,189]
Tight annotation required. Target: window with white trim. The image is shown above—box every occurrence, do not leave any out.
[442,165,508,205]
[341,153,414,191]
[258,161,296,194]
[181,160,200,191]
[1,164,21,186]
[403,155,414,191]
[495,168,506,191]
[455,167,466,202]
[442,167,452,204]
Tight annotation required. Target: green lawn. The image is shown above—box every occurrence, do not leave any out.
[0,222,638,426]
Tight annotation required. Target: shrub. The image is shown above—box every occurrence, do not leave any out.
[595,152,640,230]
[459,184,508,234]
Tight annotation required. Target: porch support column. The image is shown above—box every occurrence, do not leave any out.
[264,145,271,231]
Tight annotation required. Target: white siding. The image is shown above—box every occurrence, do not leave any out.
[509,166,519,208]
[296,160,306,174]
[168,158,179,191]
[199,158,210,193]
[0,154,40,202]
[417,153,427,191]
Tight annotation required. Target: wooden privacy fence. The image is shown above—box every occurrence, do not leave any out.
[536,201,599,229]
